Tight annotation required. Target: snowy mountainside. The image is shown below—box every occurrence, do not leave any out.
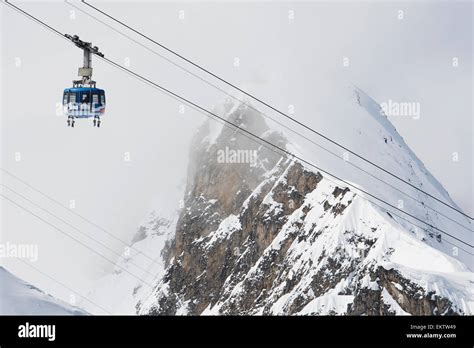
[89,85,473,315]
[0,267,87,315]
[82,205,180,314]
[285,85,472,266]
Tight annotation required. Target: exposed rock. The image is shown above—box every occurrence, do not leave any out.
[349,267,461,316]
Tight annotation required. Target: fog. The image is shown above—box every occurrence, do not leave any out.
[1,0,471,303]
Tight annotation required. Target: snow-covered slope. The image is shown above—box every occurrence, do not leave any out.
[0,267,87,315]
[284,85,472,266]
[82,203,181,314]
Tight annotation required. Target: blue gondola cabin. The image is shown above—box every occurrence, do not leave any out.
[63,87,106,119]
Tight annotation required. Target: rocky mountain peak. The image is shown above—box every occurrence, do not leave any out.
[86,92,473,316]
[171,102,289,281]
[135,98,472,316]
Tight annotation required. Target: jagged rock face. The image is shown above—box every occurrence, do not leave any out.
[139,104,466,316]
[171,103,286,264]
[349,267,458,316]
[156,103,290,314]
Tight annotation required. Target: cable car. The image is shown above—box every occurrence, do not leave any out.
[63,34,106,127]
[63,87,106,127]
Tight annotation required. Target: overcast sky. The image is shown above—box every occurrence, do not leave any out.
[1,0,472,303]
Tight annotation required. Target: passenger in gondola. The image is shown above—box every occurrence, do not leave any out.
[81,94,89,104]
[80,93,90,115]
